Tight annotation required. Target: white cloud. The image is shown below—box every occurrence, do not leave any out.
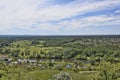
[35,23,61,32]
[35,0,120,21]
[0,0,120,34]
[56,14,120,31]
[114,10,120,14]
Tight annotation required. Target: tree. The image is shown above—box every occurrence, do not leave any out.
[92,62,120,80]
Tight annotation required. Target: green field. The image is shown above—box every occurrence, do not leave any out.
[26,70,94,80]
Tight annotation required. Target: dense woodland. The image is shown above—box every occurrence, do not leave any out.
[0,35,120,80]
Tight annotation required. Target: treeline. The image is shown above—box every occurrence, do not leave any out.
[0,37,120,63]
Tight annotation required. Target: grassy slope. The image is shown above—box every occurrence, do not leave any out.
[25,70,94,80]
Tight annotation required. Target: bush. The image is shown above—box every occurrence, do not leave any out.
[53,72,72,80]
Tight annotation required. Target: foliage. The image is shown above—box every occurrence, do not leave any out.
[0,36,120,80]
[0,37,120,62]
[53,72,72,80]
[92,62,120,80]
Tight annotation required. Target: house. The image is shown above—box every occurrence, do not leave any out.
[10,61,18,64]
[66,64,72,68]
[0,55,12,62]
[0,55,8,59]
[17,59,28,63]
[28,59,37,63]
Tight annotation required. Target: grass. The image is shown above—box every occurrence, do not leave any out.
[25,69,95,80]
[25,70,58,80]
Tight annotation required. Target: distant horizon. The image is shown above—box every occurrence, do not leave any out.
[0,34,120,36]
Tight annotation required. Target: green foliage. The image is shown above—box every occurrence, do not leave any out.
[53,72,72,80]
[92,62,120,80]
[1,37,120,62]
[0,36,120,80]
[0,64,26,80]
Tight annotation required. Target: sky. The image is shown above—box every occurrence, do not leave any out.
[0,0,120,35]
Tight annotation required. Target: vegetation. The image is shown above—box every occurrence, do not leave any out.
[92,61,120,80]
[53,72,72,80]
[0,35,120,80]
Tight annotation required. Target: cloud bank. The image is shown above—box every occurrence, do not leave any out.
[0,0,120,35]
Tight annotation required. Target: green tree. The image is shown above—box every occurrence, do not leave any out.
[92,62,120,80]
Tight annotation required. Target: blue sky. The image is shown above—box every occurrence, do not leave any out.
[0,0,120,35]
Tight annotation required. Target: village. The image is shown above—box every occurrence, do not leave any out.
[0,54,92,71]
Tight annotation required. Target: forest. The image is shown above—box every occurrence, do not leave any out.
[0,35,120,80]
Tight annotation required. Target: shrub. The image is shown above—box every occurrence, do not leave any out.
[53,72,72,80]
